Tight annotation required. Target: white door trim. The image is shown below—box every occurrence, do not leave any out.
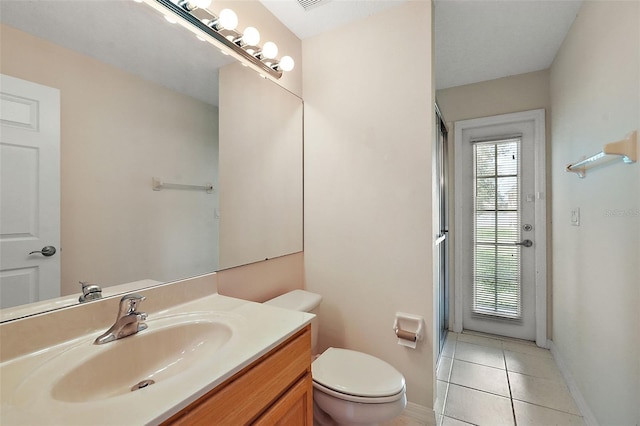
[453,109,547,347]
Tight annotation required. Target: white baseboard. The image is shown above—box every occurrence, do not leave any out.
[403,402,436,425]
[547,339,599,426]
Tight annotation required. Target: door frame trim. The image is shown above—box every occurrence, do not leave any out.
[453,109,547,347]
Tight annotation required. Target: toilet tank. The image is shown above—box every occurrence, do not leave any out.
[264,290,322,353]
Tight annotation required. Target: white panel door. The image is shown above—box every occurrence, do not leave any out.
[0,74,60,309]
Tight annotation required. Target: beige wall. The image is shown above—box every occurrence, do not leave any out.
[437,70,550,124]
[303,1,435,408]
[436,70,553,336]
[0,25,219,296]
[550,1,639,424]
[218,63,303,270]
[217,252,304,302]
[213,0,305,301]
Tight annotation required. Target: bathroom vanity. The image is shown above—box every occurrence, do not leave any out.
[0,275,313,425]
[164,325,312,424]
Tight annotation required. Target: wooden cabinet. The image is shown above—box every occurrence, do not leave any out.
[254,374,313,425]
[163,325,312,425]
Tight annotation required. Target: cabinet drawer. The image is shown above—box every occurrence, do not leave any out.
[254,373,313,425]
[164,325,311,425]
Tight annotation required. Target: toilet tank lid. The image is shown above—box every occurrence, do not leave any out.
[264,289,322,312]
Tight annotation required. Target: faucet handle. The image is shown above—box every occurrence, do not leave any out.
[119,293,146,314]
[79,281,102,303]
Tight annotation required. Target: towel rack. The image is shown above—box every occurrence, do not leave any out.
[152,177,213,193]
[566,130,637,178]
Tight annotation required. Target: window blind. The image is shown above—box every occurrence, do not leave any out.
[472,138,522,320]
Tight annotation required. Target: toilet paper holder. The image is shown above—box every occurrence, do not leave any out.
[393,312,424,343]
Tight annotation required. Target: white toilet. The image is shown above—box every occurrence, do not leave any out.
[265,290,407,425]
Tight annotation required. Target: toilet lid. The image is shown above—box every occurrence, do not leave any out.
[312,348,405,398]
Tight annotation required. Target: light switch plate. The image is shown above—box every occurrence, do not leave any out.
[571,207,580,226]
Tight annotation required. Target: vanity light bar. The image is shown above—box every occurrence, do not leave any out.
[150,0,293,80]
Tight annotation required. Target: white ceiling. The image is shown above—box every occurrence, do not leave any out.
[259,0,409,39]
[1,0,583,102]
[434,0,583,89]
[259,0,583,90]
[0,0,235,106]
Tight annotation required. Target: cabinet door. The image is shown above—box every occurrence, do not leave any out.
[162,326,311,425]
[254,373,313,426]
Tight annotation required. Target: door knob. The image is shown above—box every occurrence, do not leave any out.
[514,239,533,248]
[28,246,57,257]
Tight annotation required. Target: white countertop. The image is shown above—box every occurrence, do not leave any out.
[0,293,313,425]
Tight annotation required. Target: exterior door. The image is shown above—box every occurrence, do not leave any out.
[0,74,61,309]
[455,110,546,342]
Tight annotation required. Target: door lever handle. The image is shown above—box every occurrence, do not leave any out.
[514,240,533,248]
[28,246,57,257]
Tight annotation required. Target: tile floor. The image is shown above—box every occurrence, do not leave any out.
[435,332,585,426]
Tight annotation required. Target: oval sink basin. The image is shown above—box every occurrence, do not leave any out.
[50,319,232,403]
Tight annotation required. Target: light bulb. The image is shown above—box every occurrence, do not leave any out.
[262,42,278,59]
[278,56,295,72]
[218,9,238,31]
[242,27,260,46]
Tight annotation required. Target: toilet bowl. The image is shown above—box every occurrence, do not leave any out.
[312,347,407,425]
[265,290,407,425]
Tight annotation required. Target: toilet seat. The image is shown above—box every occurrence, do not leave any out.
[312,380,405,404]
[312,348,405,403]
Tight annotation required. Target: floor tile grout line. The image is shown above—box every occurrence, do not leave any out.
[455,340,504,351]
[459,330,539,346]
[459,333,554,356]
[505,369,567,382]
[510,397,585,417]
[450,357,505,370]
[438,336,456,424]
[450,357,507,371]
[503,347,518,426]
[443,413,480,426]
[446,381,511,400]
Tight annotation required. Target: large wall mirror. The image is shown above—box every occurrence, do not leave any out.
[0,0,303,321]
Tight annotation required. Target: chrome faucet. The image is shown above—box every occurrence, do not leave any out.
[94,294,148,345]
[79,281,102,303]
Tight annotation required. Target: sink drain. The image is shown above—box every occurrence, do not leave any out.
[131,379,155,391]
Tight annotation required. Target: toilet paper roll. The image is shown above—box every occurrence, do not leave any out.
[396,329,418,349]
[396,329,417,341]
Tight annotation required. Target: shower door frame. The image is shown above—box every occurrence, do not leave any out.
[435,103,450,355]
